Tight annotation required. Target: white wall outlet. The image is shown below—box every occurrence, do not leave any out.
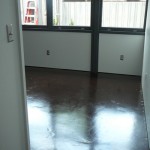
[120,55,124,61]
[46,50,50,55]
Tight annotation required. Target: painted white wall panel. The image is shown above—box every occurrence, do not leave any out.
[0,0,29,150]
[98,34,144,75]
[142,1,150,147]
[23,32,144,75]
[23,31,91,71]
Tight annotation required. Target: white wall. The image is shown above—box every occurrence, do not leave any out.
[142,0,150,146]
[0,0,29,150]
[23,31,91,71]
[98,34,144,75]
[23,31,144,75]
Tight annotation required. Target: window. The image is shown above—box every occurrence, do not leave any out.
[101,0,147,29]
[52,0,91,27]
[20,0,148,33]
[20,0,47,25]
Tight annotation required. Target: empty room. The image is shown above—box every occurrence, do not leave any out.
[1,0,150,150]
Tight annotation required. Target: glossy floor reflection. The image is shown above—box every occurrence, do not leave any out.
[26,67,149,150]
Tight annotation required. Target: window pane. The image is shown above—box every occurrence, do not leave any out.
[53,0,91,26]
[20,0,47,25]
[102,0,146,28]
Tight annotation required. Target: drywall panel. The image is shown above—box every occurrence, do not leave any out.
[98,34,144,75]
[0,0,29,150]
[23,31,91,71]
[142,1,150,146]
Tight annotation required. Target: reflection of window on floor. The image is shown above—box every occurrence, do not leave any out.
[20,0,47,25]
[102,0,146,28]
[53,0,91,26]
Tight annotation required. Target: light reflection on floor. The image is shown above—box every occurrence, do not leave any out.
[27,96,147,150]
[94,107,135,150]
[54,106,90,150]
[26,68,149,150]
[27,97,54,150]
[27,96,91,150]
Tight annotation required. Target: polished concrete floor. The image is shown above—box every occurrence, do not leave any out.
[25,67,149,150]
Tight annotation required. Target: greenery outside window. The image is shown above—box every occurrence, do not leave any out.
[53,0,91,27]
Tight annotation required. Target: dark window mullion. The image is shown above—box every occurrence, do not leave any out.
[47,0,53,29]
[144,0,149,29]
[99,0,103,29]
[91,0,100,75]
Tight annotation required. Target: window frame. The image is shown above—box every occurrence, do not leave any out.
[22,0,149,35]
[99,0,149,34]
[22,0,50,30]
[51,0,92,31]
[23,0,92,32]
